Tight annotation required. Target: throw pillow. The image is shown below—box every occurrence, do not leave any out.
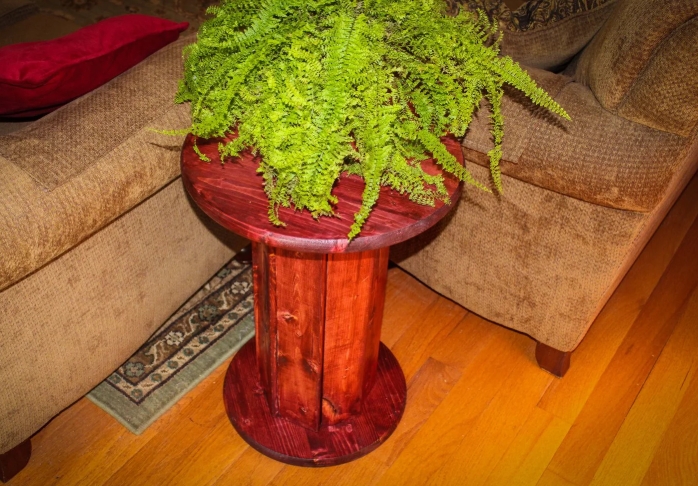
[0,14,188,118]
[450,0,618,70]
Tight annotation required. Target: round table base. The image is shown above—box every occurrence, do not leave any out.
[223,340,407,467]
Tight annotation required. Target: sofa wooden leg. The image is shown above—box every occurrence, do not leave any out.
[535,342,571,378]
[233,244,252,264]
[0,439,31,483]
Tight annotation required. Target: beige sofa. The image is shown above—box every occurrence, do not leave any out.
[394,0,698,374]
[0,34,246,476]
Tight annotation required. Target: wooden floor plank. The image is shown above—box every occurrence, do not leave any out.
[34,402,162,486]
[380,268,440,348]
[268,460,339,485]
[371,358,462,467]
[284,359,464,486]
[640,350,698,486]
[388,297,467,383]
[544,215,698,486]
[537,469,578,486]
[8,399,110,486]
[165,417,249,486]
[484,407,571,486]
[429,312,498,373]
[100,363,238,486]
[323,454,387,486]
[426,348,553,485]
[211,446,285,486]
[589,286,698,486]
[376,324,536,486]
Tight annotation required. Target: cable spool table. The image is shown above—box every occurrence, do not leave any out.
[181,133,463,466]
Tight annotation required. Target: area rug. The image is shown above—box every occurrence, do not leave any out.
[87,258,255,434]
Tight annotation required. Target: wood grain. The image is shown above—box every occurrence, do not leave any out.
[484,407,570,486]
[180,133,463,253]
[641,342,698,486]
[371,358,462,467]
[252,242,276,409]
[322,249,388,424]
[223,341,406,466]
[214,447,286,486]
[589,286,698,486]
[544,213,698,485]
[424,343,553,485]
[271,247,326,429]
[376,325,540,486]
[101,367,238,486]
[380,268,441,348]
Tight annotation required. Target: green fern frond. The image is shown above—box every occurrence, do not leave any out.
[175,0,570,239]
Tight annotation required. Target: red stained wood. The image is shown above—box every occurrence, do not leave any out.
[0,439,31,483]
[535,342,571,378]
[183,132,462,464]
[252,242,276,410]
[223,340,407,467]
[322,248,389,424]
[272,248,326,430]
[180,133,463,254]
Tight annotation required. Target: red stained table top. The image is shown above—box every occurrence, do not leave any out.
[180,133,463,253]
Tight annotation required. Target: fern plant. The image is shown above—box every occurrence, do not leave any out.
[174,0,569,238]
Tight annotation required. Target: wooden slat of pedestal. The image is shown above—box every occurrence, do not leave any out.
[322,248,388,424]
[273,248,326,430]
[252,242,277,411]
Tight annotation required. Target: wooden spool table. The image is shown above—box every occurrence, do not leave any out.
[181,133,463,466]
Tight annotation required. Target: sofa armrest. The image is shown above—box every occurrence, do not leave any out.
[463,70,691,212]
[0,34,195,291]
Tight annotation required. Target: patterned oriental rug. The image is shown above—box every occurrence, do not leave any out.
[87,259,255,434]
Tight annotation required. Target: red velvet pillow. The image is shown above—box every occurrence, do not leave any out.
[0,15,188,118]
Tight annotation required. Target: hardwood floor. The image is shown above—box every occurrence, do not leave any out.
[8,175,698,485]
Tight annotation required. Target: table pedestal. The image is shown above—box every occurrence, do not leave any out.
[222,243,407,466]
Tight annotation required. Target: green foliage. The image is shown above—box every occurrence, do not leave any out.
[176,0,569,238]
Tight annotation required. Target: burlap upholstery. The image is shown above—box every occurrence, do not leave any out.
[0,35,190,190]
[392,164,646,352]
[0,36,195,292]
[462,66,573,163]
[615,17,698,137]
[498,0,617,70]
[464,73,688,211]
[575,0,698,136]
[0,179,243,454]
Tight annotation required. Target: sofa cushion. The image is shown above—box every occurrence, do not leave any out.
[452,0,617,70]
[575,0,698,136]
[0,35,194,291]
[0,14,188,118]
[462,67,690,212]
